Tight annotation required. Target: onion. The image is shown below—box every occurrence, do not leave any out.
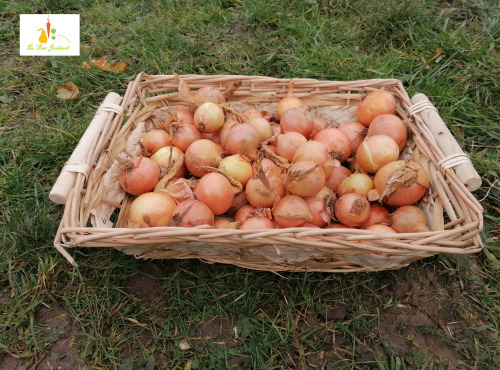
[285,160,325,197]
[247,117,273,141]
[174,108,195,126]
[325,165,351,193]
[225,123,261,160]
[171,199,214,227]
[141,129,171,155]
[338,173,374,197]
[313,127,352,163]
[276,80,304,120]
[214,218,238,229]
[184,139,223,177]
[218,154,253,187]
[279,107,315,138]
[129,192,177,227]
[366,114,407,151]
[292,140,330,167]
[201,130,221,144]
[194,172,235,215]
[273,195,313,228]
[119,156,161,196]
[193,86,226,106]
[390,205,429,233]
[194,102,225,133]
[359,203,390,229]
[304,186,335,227]
[365,224,398,234]
[338,121,366,155]
[356,135,400,173]
[239,216,275,230]
[234,204,257,223]
[150,146,187,179]
[161,178,195,204]
[252,158,279,176]
[309,116,328,138]
[171,123,202,152]
[241,108,264,120]
[245,172,286,208]
[219,115,239,147]
[275,132,308,162]
[373,160,430,206]
[356,90,397,126]
[334,193,370,227]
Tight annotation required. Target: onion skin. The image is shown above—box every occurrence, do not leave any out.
[276,82,304,120]
[356,135,400,173]
[129,192,177,227]
[366,114,407,151]
[119,156,161,196]
[194,172,235,215]
[334,193,370,227]
[390,205,429,233]
[273,195,313,228]
[373,160,430,206]
[356,90,397,126]
[171,199,215,227]
[292,140,330,167]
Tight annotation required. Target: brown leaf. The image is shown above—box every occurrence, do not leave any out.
[82,59,129,72]
[110,61,128,72]
[82,59,110,71]
[56,82,80,100]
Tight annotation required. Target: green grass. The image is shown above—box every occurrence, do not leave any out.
[1,0,499,368]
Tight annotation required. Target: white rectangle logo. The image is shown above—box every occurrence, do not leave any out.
[20,14,80,56]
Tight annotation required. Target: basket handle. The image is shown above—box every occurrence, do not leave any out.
[410,93,481,192]
[49,92,123,204]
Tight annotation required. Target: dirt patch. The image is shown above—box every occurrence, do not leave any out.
[191,317,237,347]
[35,305,79,370]
[377,266,467,366]
[0,305,80,370]
[124,262,166,303]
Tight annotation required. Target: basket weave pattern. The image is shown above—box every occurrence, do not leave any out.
[54,73,483,272]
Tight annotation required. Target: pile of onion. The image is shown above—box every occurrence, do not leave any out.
[115,85,432,249]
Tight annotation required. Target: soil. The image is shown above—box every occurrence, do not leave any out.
[0,305,79,370]
[0,261,487,368]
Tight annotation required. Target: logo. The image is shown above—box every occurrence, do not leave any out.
[20,14,80,56]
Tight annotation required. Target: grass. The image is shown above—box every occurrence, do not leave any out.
[1,0,499,368]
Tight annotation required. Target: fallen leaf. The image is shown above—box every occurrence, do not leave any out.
[82,59,110,71]
[57,82,80,100]
[110,61,128,72]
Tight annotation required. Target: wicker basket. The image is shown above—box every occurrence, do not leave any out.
[52,73,483,272]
